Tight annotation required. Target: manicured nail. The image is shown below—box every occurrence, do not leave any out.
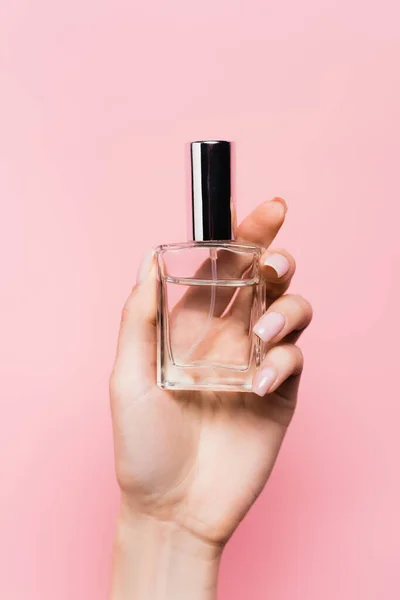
[253,312,286,343]
[252,367,277,397]
[136,249,155,284]
[263,253,290,278]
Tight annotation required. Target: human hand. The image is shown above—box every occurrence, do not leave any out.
[109,198,312,599]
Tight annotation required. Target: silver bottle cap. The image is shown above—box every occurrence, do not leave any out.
[189,140,235,241]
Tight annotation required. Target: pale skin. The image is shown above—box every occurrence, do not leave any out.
[110,197,313,599]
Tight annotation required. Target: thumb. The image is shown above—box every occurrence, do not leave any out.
[113,249,157,388]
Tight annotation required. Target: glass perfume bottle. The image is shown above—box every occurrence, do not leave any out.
[156,140,266,392]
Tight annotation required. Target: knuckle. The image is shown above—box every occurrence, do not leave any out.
[294,295,313,319]
[109,367,126,410]
[120,305,131,326]
[297,294,312,312]
[267,342,291,362]
[109,369,120,408]
[109,367,118,394]
[120,287,140,324]
[282,294,313,323]
[293,345,304,371]
[268,342,304,373]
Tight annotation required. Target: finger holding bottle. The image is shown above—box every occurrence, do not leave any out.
[229,248,296,319]
[260,248,296,300]
[251,343,304,397]
[253,293,312,346]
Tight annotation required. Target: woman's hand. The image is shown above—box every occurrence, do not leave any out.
[109,198,312,599]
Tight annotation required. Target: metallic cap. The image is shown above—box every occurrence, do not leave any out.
[189,140,235,241]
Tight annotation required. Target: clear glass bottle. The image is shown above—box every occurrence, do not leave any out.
[156,141,266,392]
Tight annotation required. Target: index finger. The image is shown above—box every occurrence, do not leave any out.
[236,197,287,247]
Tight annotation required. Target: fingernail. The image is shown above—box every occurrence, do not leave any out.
[263,253,290,278]
[136,249,155,284]
[270,197,288,214]
[252,367,277,397]
[253,312,286,343]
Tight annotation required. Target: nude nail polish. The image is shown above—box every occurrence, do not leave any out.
[263,254,290,278]
[253,312,286,343]
[252,367,276,396]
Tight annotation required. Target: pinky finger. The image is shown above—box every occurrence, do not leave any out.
[252,343,304,397]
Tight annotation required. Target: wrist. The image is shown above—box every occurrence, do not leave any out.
[110,498,223,600]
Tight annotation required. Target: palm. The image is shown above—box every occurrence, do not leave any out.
[113,380,297,544]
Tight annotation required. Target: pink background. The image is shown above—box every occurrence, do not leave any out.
[1,0,400,598]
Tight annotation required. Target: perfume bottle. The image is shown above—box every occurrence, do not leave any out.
[156,140,266,392]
